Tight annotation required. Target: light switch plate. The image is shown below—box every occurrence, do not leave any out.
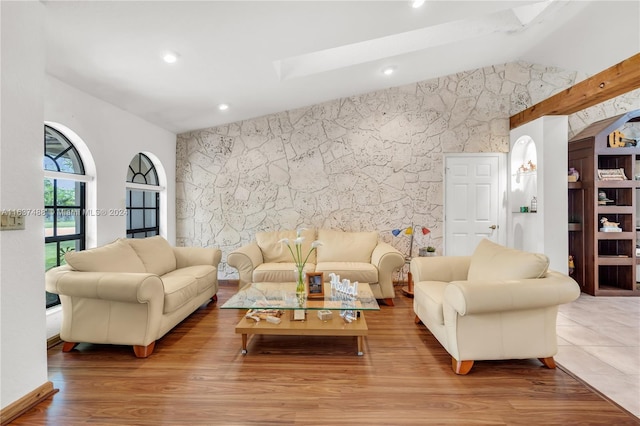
[1,212,25,230]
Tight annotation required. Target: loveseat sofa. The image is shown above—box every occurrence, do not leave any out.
[46,236,221,357]
[411,239,580,374]
[227,229,405,305]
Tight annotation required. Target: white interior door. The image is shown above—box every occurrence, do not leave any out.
[444,154,506,256]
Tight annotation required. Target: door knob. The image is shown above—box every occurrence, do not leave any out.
[489,225,497,230]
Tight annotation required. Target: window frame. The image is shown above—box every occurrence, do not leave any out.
[126,153,161,239]
[44,125,87,309]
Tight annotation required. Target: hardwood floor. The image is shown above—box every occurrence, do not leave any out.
[13,283,639,425]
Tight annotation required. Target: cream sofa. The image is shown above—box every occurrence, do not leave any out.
[227,229,405,305]
[410,239,580,374]
[46,236,221,358]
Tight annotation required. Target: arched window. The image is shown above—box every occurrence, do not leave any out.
[126,153,160,238]
[44,125,87,308]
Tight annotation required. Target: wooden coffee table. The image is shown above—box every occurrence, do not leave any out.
[221,282,380,356]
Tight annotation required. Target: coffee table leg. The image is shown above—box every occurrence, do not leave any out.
[357,336,364,356]
[241,334,248,355]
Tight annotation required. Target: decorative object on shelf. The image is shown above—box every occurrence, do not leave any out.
[328,273,359,323]
[520,206,529,213]
[568,255,575,276]
[418,246,436,257]
[530,196,537,213]
[568,167,580,182]
[607,130,638,148]
[279,229,322,298]
[597,168,627,181]
[517,160,537,174]
[317,310,333,321]
[306,272,324,299]
[598,191,614,205]
[245,309,284,322]
[600,217,622,232]
[329,272,358,298]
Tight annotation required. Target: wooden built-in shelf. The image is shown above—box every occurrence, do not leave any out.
[597,232,634,239]
[568,109,640,296]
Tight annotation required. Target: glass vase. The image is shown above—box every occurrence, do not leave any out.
[294,266,305,294]
[294,266,306,306]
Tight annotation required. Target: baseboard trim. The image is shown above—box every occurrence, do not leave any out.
[0,381,58,425]
[47,334,62,349]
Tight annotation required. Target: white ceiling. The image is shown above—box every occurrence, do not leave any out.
[44,1,640,134]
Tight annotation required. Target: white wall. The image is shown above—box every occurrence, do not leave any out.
[508,116,569,273]
[45,77,177,246]
[0,0,48,410]
[1,1,178,410]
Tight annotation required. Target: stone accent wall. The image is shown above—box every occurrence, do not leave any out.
[176,61,634,279]
[568,88,640,139]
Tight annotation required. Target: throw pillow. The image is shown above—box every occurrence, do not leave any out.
[126,235,177,276]
[467,238,549,281]
[64,239,146,273]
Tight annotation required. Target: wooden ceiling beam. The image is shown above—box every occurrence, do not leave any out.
[510,53,640,129]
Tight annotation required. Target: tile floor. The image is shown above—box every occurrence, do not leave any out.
[556,294,640,418]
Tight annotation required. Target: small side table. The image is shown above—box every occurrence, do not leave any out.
[401,257,414,298]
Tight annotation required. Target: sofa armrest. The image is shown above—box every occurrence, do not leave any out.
[227,242,264,287]
[371,242,404,272]
[444,271,581,316]
[370,242,405,299]
[46,268,164,304]
[410,256,471,283]
[173,246,222,268]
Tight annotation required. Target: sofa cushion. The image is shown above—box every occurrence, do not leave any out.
[316,229,378,263]
[315,262,378,283]
[161,274,199,314]
[64,239,146,273]
[253,262,315,283]
[162,265,217,294]
[126,236,177,276]
[467,239,549,281]
[256,229,317,264]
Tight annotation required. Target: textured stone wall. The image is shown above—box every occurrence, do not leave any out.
[568,88,640,139]
[176,61,635,279]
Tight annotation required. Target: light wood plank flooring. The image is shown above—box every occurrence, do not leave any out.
[12,283,639,425]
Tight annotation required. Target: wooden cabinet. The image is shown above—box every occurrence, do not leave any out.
[568,110,640,296]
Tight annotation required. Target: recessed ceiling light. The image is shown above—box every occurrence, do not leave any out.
[382,66,396,76]
[163,52,178,64]
[218,103,229,111]
[411,0,426,8]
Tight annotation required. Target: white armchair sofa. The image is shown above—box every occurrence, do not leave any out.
[46,236,221,358]
[410,239,580,374]
[227,229,405,305]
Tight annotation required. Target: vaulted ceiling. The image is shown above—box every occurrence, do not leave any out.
[44,1,640,134]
